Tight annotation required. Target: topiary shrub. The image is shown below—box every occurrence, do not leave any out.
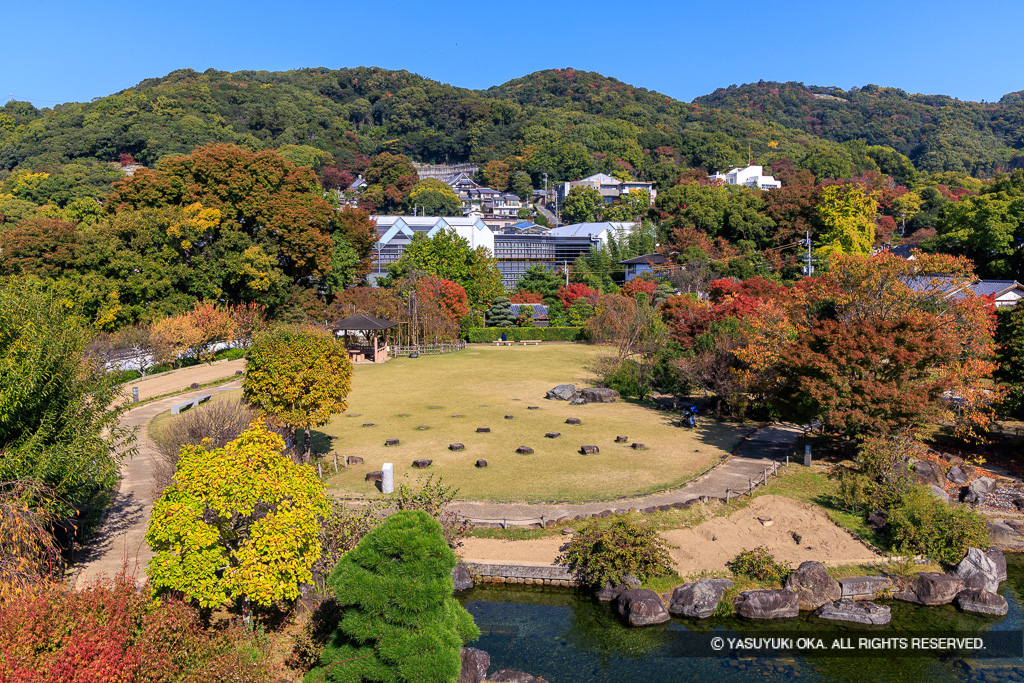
[886,484,989,566]
[485,296,516,328]
[556,515,674,588]
[727,547,792,585]
[308,510,479,683]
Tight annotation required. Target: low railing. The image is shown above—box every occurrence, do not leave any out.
[725,457,787,503]
[388,341,467,356]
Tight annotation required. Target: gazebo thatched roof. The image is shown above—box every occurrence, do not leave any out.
[332,314,397,331]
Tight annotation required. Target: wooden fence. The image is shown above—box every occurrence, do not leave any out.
[388,341,467,356]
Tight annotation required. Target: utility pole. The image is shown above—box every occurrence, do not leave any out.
[802,230,814,276]
[563,262,569,286]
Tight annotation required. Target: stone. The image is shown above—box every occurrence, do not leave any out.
[838,575,892,599]
[952,547,1004,592]
[956,588,1008,616]
[986,547,1008,582]
[516,446,534,454]
[505,415,515,420]
[758,517,773,527]
[946,465,969,485]
[815,598,891,625]
[562,528,574,535]
[565,418,582,425]
[784,561,842,611]
[476,459,487,468]
[347,456,364,465]
[971,477,998,495]
[615,436,628,443]
[365,471,383,482]
[734,589,799,620]
[866,510,888,531]
[669,578,734,618]
[452,564,474,592]
[791,531,803,545]
[594,575,641,601]
[614,589,671,627]
[412,459,432,469]
[189,382,200,389]
[450,443,465,451]
[545,384,578,401]
[580,445,599,455]
[384,439,399,446]
[417,425,429,430]
[545,432,561,438]
[527,406,539,410]
[362,423,375,427]
[914,460,945,487]
[234,370,244,376]
[894,572,964,605]
[631,443,645,450]
[452,414,463,418]
[580,387,620,403]
[489,671,548,683]
[476,427,491,433]
[927,485,950,503]
[459,647,490,683]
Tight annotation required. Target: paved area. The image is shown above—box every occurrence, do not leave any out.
[117,358,246,404]
[73,382,241,587]
[449,422,806,525]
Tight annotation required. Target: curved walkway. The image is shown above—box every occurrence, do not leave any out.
[448,423,806,525]
[72,381,242,587]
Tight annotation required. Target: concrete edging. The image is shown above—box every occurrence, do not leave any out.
[464,561,578,587]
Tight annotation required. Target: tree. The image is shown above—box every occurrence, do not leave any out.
[935,171,1024,279]
[0,217,79,277]
[586,293,669,400]
[386,229,502,308]
[332,206,378,286]
[815,185,877,257]
[561,186,603,224]
[556,515,673,588]
[416,276,469,322]
[308,511,479,683]
[243,325,353,463]
[146,422,329,620]
[486,296,516,327]
[515,264,562,304]
[511,171,533,203]
[557,282,598,310]
[481,160,511,191]
[404,179,462,216]
[995,306,1024,414]
[605,189,650,222]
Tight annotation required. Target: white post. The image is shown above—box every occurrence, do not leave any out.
[804,443,812,468]
[382,463,394,494]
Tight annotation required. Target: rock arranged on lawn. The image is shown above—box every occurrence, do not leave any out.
[631,443,645,450]
[362,423,375,427]
[615,436,628,443]
[417,425,429,430]
[346,456,364,465]
[580,387,620,403]
[449,443,465,451]
[412,459,432,469]
[190,382,200,389]
[565,418,582,425]
[476,459,488,468]
[580,445,599,455]
[451,414,463,418]
[614,589,670,627]
[527,406,539,410]
[545,432,561,439]
[545,384,578,401]
[476,427,491,433]
[384,439,400,446]
[428,406,442,409]
[784,561,841,611]
[505,415,515,420]
[816,599,891,625]
[516,446,534,455]
[669,578,733,619]
[397,413,409,417]
[365,471,383,482]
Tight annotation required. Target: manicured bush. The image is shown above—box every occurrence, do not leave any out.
[557,515,674,587]
[308,511,479,683]
[727,547,792,585]
[886,484,989,566]
[485,296,516,327]
[464,327,586,343]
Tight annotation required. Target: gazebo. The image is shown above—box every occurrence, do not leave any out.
[331,314,397,363]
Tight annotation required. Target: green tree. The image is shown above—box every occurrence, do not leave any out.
[936,171,1024,278]
[815,185,877,257]
[243,325,353,463]
[308,510,479,683]
[511,171,533,203]
[386,229,501,308]
[404,179,462,216]
[514,264,562,304]
[486,296,516,327]
[561,185,603,224]
[146,422,330,620]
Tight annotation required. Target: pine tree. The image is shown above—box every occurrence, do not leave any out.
[308,511,479,683]
[486,296,516,328]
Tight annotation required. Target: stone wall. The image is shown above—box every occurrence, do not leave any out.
[465,561,578,587]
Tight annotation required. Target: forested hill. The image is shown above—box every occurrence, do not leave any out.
[0,66,1019,181]
[694,81,1024,177]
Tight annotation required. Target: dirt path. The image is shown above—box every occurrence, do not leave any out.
[73,381,242,587]
[117,359,246,404]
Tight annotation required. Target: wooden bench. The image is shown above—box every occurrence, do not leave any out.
[520,340,542,346]
[171,394,213,415]
[492,340,514,346]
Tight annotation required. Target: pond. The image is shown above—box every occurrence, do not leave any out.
[457,555,1024,683]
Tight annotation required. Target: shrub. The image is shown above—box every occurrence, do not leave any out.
[154,395,257,466]
[464,327,586,343]
[384,475,469,549]
[727,547,792,585]
[557,515,674,587]
[485,296,516,327]
[886,484,989,565]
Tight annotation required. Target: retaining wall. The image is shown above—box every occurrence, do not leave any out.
[465,561,579,587]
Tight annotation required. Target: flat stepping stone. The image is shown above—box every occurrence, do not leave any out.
[427,406,442,409]
[362,423,375,427]
[615,436,628,443]
[545,432,561,439]
[384,439,400,446]
[631,443,645,450]
[397,414,409,417]
[449,443,465,451]
[451,414,463,418]
[476,459,488,468]
[580,445,599,455]
[347,456,364,465]
[412,459,432,469]
[417,426,429,430]
[504,415,515,420]
[516,446,534,454]
[476,427,491,433]
[365,471,383,482]
[565,418,581,425]
[527,406,539,410]
[346,413,361,417]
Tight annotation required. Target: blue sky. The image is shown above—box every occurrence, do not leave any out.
[4,0,1021,108]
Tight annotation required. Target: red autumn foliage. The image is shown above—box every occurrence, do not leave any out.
[620,278,656,299]
[417,276,470,321]
[509,291,544,304]
[320,167,354,191]
[557,283,599,310]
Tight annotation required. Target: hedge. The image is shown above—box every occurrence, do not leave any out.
[465,327,587,343]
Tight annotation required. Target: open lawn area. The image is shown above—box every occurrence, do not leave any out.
[319,344,747,501]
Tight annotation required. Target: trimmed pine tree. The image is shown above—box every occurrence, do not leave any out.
[486,296,516,328]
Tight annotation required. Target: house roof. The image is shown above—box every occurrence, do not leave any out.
[332,314,397,331]
[619,253,670,266]
[970,280,1024,297]
[508,304,549,318]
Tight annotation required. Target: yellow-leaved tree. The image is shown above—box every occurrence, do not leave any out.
[815,185,877,257]
[145,422,330,621]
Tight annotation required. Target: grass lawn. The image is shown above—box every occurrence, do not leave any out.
[320,344,747,502]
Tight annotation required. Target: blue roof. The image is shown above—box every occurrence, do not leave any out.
[508,304,549,319]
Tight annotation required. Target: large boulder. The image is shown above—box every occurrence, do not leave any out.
[490,671,548,683]
[614,589,671,627]
[838,575,892,600]
[946,466,969,485]
[452,563,474,592]
[894,572,964,605]
[669,578,733,619]
[734,589,799,620]
[784,561,842,611]
[545,384,578,401]
[956,588,1009,616]
[815,598,891,625]
[986,547,1008,582]
[970,477,998,495]
[459,647,490,683]
[580,387,620,403]
[594,574,640,601]
[952,547,1004,592]
[914,460,945,487]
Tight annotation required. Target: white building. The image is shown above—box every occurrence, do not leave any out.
[708,165,782,190]
[556,173,657,206]
[368,215,494,283]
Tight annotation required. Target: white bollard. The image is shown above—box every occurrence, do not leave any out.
[382,463,394,494]
[804,443,812,467]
